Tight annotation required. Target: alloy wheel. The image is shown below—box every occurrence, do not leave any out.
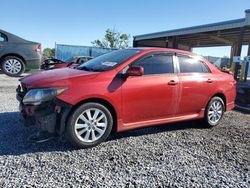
[74,108,108,143]
[208,100,223,124]
[3,59,22,75]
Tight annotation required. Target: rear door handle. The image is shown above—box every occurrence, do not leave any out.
[168,80,178,85]
[207,79,213,83]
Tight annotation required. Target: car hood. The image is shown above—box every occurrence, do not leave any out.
[20,68,98,88]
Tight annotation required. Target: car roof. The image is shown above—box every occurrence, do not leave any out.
[131,47,196,56]
[0,29,37,43]
[128,47,210,62]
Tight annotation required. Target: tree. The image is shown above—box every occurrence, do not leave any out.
[92,28,131,49]
[43,48,55,58]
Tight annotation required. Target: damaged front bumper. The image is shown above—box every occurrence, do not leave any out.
[16,85,72,135]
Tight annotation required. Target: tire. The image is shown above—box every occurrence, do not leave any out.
[66,102,113,148]
[204,96,225,127]
[1,56,25,77]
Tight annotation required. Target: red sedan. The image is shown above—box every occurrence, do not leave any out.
[17,48,236,148]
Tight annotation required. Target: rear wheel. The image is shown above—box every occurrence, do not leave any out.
[66,102,113,148]
[204,96,225,127]
[1,56,25,77]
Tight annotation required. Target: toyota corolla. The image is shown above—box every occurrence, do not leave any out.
[16,48,236,148]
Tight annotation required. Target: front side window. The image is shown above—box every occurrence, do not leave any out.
[133,54,174,75]
[77,49,142,72]
[0,33,7,42]
[178,56,210,73]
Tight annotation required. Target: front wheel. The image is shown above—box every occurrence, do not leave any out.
[204,96,225,127]
[66,102,113,148]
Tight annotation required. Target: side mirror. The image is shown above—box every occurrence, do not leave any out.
[126,66,144,77]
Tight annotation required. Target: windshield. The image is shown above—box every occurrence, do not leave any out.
[77,49,142,72]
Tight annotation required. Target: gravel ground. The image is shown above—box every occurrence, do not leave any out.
[0,73,249,188]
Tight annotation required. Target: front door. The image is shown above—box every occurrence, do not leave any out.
[121,53,179,125]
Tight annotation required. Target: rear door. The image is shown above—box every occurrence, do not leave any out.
[121,52,179,125]
[176,54,216,115]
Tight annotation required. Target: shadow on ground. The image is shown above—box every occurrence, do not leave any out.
[0,70,32,78]
[0,111,207,156]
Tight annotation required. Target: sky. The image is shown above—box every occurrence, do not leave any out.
[1,0,250,57]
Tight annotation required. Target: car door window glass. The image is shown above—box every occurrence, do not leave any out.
[134,54,174,75]
[200,61,211,73]
[178,56,210,73]
[0,33,7,42]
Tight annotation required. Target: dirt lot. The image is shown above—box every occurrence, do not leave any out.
[0,73,249,187]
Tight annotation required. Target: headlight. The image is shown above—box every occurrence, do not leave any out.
[23,87,67,105]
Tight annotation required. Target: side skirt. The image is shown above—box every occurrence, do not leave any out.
[117,109,205,132]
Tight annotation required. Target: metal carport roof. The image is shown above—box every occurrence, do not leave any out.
[133,9,250,49]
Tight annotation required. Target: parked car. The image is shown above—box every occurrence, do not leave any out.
[16,48,236,148]
[40,56,93,70]
[235,82,250,112]
[0,29,41,77]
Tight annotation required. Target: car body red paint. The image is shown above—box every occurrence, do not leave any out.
[19,48,236,134]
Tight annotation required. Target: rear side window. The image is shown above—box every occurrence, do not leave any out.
[178,56,210,73]
[0,33,8,42]
[134,54,174,75]
[200,61,210,73]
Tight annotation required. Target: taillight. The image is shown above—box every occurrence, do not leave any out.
[35,44,41,53]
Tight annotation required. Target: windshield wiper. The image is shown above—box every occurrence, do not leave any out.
[78,66,92,71]
[78,66,103,72]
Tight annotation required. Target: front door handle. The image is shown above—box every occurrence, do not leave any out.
[207,79,213,83]
[168,80,178,85]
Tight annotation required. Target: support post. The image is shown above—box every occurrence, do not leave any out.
[172,36,178,49]
[230,45,234,67]
[244,44,250,81]
[167,37,173,48]
[235,27,244,55]
[165,37,168,48]
[231,27,245,80]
